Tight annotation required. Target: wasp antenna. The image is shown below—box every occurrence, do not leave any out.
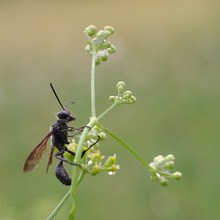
[65,100,75,108]
[50,83,65,110]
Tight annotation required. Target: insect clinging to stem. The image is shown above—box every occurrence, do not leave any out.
[23,83,100,186]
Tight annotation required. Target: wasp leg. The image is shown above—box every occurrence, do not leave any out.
[67,126,91,137]
[81,135,100,158]
[54,150,81,167]
[54,135,100,165]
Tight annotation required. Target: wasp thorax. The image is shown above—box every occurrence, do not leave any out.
[56,110,76,121]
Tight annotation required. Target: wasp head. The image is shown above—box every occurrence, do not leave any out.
[56,110,75,122]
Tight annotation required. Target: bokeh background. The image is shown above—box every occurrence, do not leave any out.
[1,1,220,219]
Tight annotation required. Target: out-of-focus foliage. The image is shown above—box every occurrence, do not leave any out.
[0,1,220,219]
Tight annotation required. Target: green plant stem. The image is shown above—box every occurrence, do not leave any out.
[97,102,118,121]
[91,49,97,118]
[98,124,154,171]
[47,189,71,220]
[69,118,97,219]
[47,170,85,220]
[69,130,88,220]
[69,46,98,219]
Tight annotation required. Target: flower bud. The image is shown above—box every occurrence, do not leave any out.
[98,132,107,140]
[97,30,106,39]
[104,26,114,36]
[172,172,182,180]
[165,154,175,161]
[97,50,109,62]
[95,58,101,65]
[109,96,116,102]
[92,152,102,162]
[108,45,116,54]
[101,56,108,62]
[104,155,116,168]
[116,81,125,91]
[100,52,108,62]
[159,176,169,187]
[152,155,165,168]
[129,96,136,104]
[91,165,100,175]
[67,143,77,152]
[85,44,91,52]
[123,90,132,99]
[164,161,174,170]
[154,155,164,163]
[107,164,120,175]
[84,25,97,36]
[101,41,111,49]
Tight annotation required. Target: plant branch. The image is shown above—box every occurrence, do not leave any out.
[47,189,71,220]
[98,124,154,171]
[97,102,118,121]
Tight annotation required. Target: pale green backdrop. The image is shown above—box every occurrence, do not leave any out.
[0,1,220,219]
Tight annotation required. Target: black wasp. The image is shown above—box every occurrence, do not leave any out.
[23,83,99,186]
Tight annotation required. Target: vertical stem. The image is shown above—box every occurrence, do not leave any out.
[69,119,96,219]
[69,44,97,219]
[91,49,97,118]
[69,128,89,219]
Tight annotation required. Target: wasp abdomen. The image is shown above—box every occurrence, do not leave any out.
[55,161,72,186]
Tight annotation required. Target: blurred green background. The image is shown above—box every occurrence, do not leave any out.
[0,1,220,219]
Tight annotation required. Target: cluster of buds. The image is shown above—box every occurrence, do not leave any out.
[66,126,120,176]
[86,152,120,176]
[84,25,116,65]
[109,81,136,105]
[149,154,182,186]
[84,126,119,175]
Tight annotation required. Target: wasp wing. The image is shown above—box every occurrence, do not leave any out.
[23,131,52,173]
[46,147,55,173]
